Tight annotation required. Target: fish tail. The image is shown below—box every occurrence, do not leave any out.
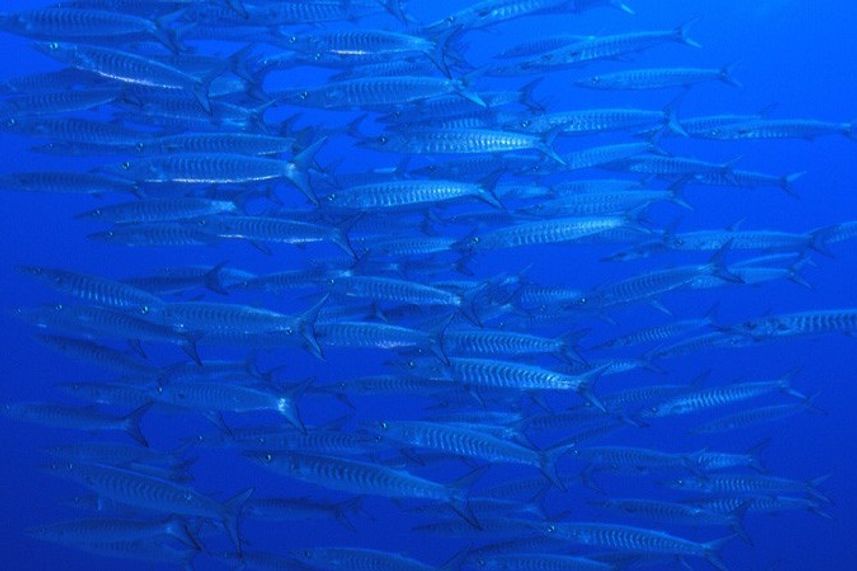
[575,364,610,412]
[287,137,328,204]
[203,261,230,295]
[537,128,566,165]
[557,329,589,364]
[675,17,702,48]
[123,402,154,447]
[298,295,328,360]
[518,78,545,112]
[779,171,806,197]
[220,487,254,555]
[333,495,366,531]
[720,61,743,88]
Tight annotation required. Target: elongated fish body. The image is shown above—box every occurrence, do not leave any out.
[88,222,217,247]
[529,25,697,69]
[648,331,755,361]
[329,275,462,308]
[245,496,362,524]
[0,86,121,117]
[593,498,737,528]
[607,154,731,177]
[644,377,801,418]
[324,179,499,210]
[57,382,152,409]
[693,401,819,433]
[35,42,213,111]
[703,118,854,141]
[518,108,675,136]
[692,168,805,194]
[497,34,597,59]
[578,262,723,310]
[201,216,352,255]
[150,381,302,430]
[548,521,728,564]
[666,229,816,252]
[378,420,545,468]
[1,402,148,445]
[45,442,183,468]
[692,450,764,473]
[366,236,458,259]
[149,301,291,336]
[137,132,296,156]
[459,216,632,252]
[425,0,575,32]
[574,445,694,472]
[526,188,685,218]
[17,266,162,314]
[366,128,561,163]
[26,516,196,547]
[18,305,194,349]
[315,321,435,352]
[233,267,345,293]
[442,328,570,360]
[36,334,154,374]
[108,154,302,185]
[0,171,136,195]
[577,66,740,90]
[76,198,237,224]
[244,451,464,505]
[694,495,828,517]
[223,427,379,457]
[6,117,145,149]
[45,462,252,550]
[430,358,601,404]
[564,142,654,171]
[278,76,482,109]
[184,0,394,26]
[279,29,435,57]
[0,8,174,46]
[666,474,829,502]
[594,316,712,350]
[476,553,613,571]
[31,536,195,567]
[729,309,857,339]
[291,547,436,571]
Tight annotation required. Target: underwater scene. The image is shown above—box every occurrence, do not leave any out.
[0,0,856,569]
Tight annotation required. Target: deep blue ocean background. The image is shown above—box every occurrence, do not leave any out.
[1,1,856,569]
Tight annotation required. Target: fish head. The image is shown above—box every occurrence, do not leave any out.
[33,41,77,63]
[356,133,396,151]
[40,460,76,477]
[577,75,603,88]
[87,229,117,242]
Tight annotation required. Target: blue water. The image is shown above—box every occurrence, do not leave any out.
[0,1,856,569]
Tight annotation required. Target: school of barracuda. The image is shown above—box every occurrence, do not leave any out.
[0,0,851,569]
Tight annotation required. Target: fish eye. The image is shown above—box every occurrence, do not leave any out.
[139,305,149,315]
[591,76,600,84]
[120,161,131,170]
[265,453,272,462]
[519,120,530,128]
[299,91,309,100]
[288,36,297,44]
[446,16,456,23]
[378,136,388,145]
[6,118,16,127]
[135,142,145,151]
[49,42,59,50]
[380,421,388,430]
[546,524,557,534]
